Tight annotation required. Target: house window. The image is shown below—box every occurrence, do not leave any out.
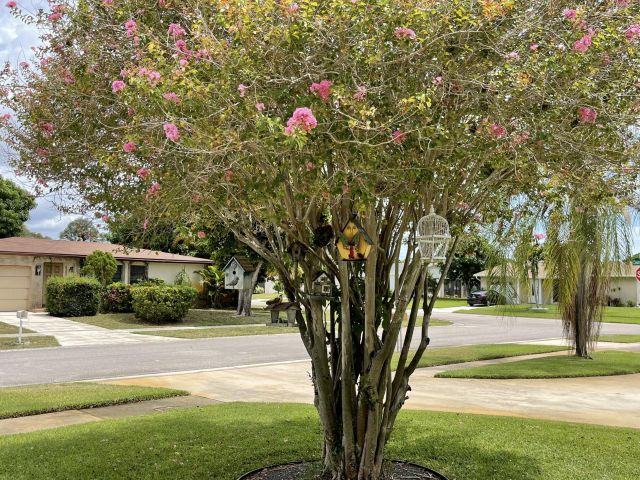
[112,265,123,283]
[130,265,148,284]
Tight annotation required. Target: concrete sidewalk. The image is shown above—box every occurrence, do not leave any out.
[0,395,219,436]
[0,312,183,347]
[105,346,640,430]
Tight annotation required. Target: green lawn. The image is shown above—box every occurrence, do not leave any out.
[402,318,453,327]
[137,326,299,339]
[0,383,188,419]
[437,351,640,379]
[0,321,34,334]
[0,336,59,350]
[252,293,280,299]
[597,334,640,343]
[455,304,640,325]
[68,309,269,329]
[0,402,638,479]
[393,343,568,370]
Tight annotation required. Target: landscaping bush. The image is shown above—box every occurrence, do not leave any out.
[46,276,101,317]
[131,285,197,323]
[81,251,118,286]
[101,282,133,313]
[135,278,165,287]
[174,270,192,286]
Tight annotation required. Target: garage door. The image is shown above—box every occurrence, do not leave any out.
[0,266,31,311]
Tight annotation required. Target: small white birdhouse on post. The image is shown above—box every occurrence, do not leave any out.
[223,256,256,290]
[417,206,451,265]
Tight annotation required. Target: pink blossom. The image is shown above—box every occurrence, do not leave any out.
[63,69,75,84]
[125,19,137,37]
[573,29,594,53]
[162,92,181,104]
[578,106,597,124]
[111,80,126,93]
[179,58,188,67]
[394,27,416,40]
[102,0,113,6]
[19,61,29,69]
[625,24,640,41]
[136,167,150,179]
[168,23,186,37]
[505,51,519,60]
[101,215,111,222]
[533,233,545,240]
[147,182,161,195]
[255,102,265,111]
[489,123,506,139]
[306,161,314,171]
[197,231,206,239]
[0,113,11,121]
[175,39,189,52]
[146,70,161,85]
[617,0,631,6]
[309,79,332,102]
[285,3,299,14]
[530,43,539,51]
[353,85,367,100]
[192,194,201,203]
[563,8,577,20]
[284,107,317,135]
[456,202,470,210]
[123,141,137,153]
[52,4,64,13]
[238,83,247,97]
[432,76,443,86]
[127,107,136,116]
[39,122,54,134]
[224,169,233,182]
[163,122,180,142]
[37,148,49,157]
[392,130,407,144]
[143,219,149,230]
[47,12,62,21]
[6,1,16,8]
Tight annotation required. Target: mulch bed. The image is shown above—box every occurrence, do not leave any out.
[238,461,447,480]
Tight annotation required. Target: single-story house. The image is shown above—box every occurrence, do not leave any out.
[0,237,212,311]
[475,262,640,306]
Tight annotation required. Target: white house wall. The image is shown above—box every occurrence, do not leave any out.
[147,262,206,290]
[608,278,637,305]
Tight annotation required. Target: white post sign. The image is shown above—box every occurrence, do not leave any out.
[16,310,28,344]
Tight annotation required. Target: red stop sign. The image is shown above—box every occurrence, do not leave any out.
[636,268,640,282]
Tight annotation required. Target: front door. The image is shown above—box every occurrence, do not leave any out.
[43,262,64,305]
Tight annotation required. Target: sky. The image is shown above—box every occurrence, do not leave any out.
[1,1,83,238]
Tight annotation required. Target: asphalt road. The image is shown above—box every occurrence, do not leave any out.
[1,312,639,387]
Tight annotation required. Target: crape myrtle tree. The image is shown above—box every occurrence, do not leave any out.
[2,1,640,478]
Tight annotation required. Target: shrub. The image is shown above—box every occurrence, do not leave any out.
[627,300,636,308]
[131,285,197,323]
[46,275,101,317]
[81,251,118,286]
[135,278,165,287]
[253,285,265,294]
[174,269,192,286]
[101,282,133,313]
[609,297,623,307]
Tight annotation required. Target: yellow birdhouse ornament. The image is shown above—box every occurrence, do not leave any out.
[336,218,373,261]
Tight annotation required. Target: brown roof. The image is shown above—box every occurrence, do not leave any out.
[0,237,212,265]
[224,255,257,272]
[476,262,637,279]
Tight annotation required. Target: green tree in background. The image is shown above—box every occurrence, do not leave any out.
[81,250,118,286]
[60,218,100,242]
[0,176,35,239]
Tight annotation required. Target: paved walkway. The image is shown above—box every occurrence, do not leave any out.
[0,395,219,436]
[0,313,182,347]
[105,344,640,430]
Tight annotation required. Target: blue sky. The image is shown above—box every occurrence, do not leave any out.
[1,1,83,238]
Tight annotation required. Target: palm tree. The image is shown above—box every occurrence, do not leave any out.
[544,204,631,358]
[197,265,225,308]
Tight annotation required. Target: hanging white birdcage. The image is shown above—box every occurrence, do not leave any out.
[417,206,451,264]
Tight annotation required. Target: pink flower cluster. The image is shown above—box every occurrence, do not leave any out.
[394,27,416,40]
[6,1,16,8]
[197,231,206,239]
[125,19,137,37]
[163,92,181,104]
[309,80,332,102]
[255,102,265,111]
[562,8,577,20]
[168,23,186,37]
[102,0,113,6]
[112,80,126,93]
[533,233,545,240]
[284,107,317,135]
[0,113,11,122]
[489,123,506,139]
[285,3,299,14]
[48,5,64,22]
[625,24,640,41]
[238,83,247,97]
[578,106,597,124]
[353,85,366,101]
[392,130,407,144]
[123,141,136,153]
[573,28,594,53]
[163,122,180,142]
[137,167,150,179]
[147,182,161,196]
[39,121,55,135]
[138,67,161,85]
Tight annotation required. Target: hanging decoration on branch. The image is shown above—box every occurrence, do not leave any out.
[417,206,451,265]
[336,217,373,261]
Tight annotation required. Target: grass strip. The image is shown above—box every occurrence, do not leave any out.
[0,383,188,419]
[0,403,638,479]
[0,336,59,350]
[436,351,640,379]
[597,334,640,343]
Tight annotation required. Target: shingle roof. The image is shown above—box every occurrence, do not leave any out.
[223,255,257,273]
[0,237,212,264]
[475,262,637,279]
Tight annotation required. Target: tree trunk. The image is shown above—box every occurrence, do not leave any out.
[236,262,263,317]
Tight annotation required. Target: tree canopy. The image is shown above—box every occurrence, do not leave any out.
[60,218,100,242]
[0,176,35,239]
[2,1,640,478]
